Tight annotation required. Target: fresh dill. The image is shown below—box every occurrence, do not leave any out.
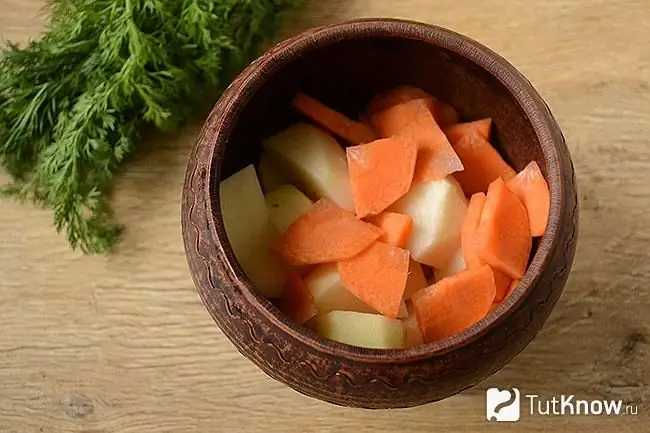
[0,0,304,254]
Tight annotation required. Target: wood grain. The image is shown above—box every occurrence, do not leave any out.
[1,0,648,431]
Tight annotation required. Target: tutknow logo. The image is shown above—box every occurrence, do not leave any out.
[486,388,638,422]
[486,388,521,421]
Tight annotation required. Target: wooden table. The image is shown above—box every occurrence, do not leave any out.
[1,0,648,431]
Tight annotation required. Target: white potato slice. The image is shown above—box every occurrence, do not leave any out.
[263,123,354,211]
[258,151,291,193]
[265,184,313,233]
[304,264,376,315]
[390,176,468,268]
[315,311,405,349]
[220,164,288,298]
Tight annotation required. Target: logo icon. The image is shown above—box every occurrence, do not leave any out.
[486,387,521,422]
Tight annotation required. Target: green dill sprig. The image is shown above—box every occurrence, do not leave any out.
[0,0,304,254]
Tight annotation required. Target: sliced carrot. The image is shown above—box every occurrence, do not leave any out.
[292,92,376,144]
[369,99,463,183]
[412,264,496,342]
[452,132,516,195]
[397,301,409,319]
[431,99,461,128]
[338,241,410,319]
[461,192,487,269]
[461,192,512,301]
[474,178,532,279]
[347,137,417,217]
[506,279,520,298]
[403,259,428,300]
[366,86,459,127]
[487,303,499,315]
[277,274,318,325]
[366,85,433,115]
[366,212,413,248]
[506,161,550,237]
[271,198,383,265]
[444,118,492,145]
[492,269,512,303]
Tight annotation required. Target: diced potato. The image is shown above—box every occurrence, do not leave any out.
[265,184,313,233]
[263,123,355,211]
[303,263,375,315]
[314,311,405,349]
[434,247,467,280]
[220,165,288,298]
[258,152,291,193]
[390,176,468,268]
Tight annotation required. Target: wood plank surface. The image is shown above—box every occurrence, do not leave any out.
[1,0,648,431]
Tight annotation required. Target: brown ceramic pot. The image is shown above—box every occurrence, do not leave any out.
[181,18,578,409]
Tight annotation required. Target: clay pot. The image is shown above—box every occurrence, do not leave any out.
[181,19,578,409]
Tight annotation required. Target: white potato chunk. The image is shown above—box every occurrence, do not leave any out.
[263,123,354,211]
[315,311,405,349]
[304,264,376,315]
[265,184,313,233]
[220,165,288,298]
[390,176,468,268]
[258,151,291,193]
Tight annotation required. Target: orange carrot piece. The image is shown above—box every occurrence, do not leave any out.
[271,198,383,265]
[487,302,500,315]
[412,264,496,342]
[403,259,428,300]
[369,99,463,183]
[397,301,409,319]
[338,241,410,319]
[366,86,459,127]
[492,268,512,303]
[444,118,492,145]
[461,192,512,300]
[347,137,417,217]
[506,279,520,298]
[277,274,318,325]
[506,161,550,237]
[366,86,433,115]
[366,212,413,248]
[461,192,487,268]
[452,132,516,195]
[431,100,461,128]
[292,92,376,144]
[474,178,532,279]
